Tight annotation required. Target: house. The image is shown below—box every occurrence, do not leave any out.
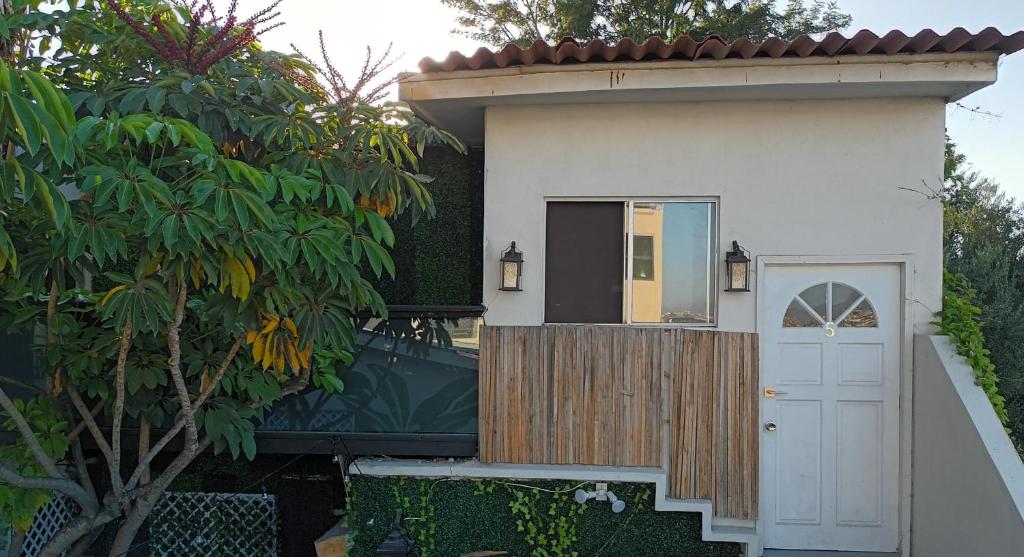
[345,28,1024,557]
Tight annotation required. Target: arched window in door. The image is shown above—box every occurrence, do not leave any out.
[782,281,878,328]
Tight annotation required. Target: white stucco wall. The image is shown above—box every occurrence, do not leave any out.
[912,335,1024,557]
[481,98,945,334]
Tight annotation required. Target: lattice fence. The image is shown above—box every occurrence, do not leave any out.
[148,492,279,557]
[19,493,74,557]
[7,491,278,557]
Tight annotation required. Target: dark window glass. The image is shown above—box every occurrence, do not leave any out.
[545,202,625,323]
[260,316,481,434]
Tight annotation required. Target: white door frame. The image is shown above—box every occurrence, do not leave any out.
[756,255,914,557]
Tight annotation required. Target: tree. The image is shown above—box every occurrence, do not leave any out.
[442,0,852,47]
[0,1,462,555]
[943,138,1024,447]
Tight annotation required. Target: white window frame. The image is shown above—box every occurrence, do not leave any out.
[542,197,720,327]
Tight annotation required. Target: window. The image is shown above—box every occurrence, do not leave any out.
[783,282,878,328]
[632,236,655,280]
[544,200,718,325]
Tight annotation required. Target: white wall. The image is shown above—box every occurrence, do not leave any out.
[912,335,1024,557]
[482,98,945,334]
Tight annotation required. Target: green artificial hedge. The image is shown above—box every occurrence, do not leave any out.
[347,475,739,557]
[375,146,484,306]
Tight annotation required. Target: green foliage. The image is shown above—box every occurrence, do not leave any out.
[0,0,463,548]
[0,396,70,532]
[442,0,852,46]
[935,272,1009,428]
[505,481,586,556]
[1,0,462,463]
[0,57,76,272]
[348,476,737,557]
[375,147,483,305]
[942,138,1024,448]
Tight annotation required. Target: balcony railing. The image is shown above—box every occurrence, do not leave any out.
[478,325,759,520]
[260,306,485,442]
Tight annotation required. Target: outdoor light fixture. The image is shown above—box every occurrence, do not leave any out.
[725,241,751,292]
[375,511,411,556]
[574,483,626,513]
[606,491,626,513]
[575,489,596,504]
[499,242,524,291]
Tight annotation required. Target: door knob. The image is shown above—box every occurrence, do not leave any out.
[764,422,777,432]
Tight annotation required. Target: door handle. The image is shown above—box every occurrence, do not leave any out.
[763,387,789,399]
[764,422,777,432]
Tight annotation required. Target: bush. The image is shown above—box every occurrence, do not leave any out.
[935,272,1010,430]
[347,475,738,557]
[375,146,484,305]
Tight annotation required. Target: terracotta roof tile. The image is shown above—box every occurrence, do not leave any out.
[418,28,1024,73]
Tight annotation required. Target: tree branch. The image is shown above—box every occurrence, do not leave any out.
[0,463,98,516]
[279,365,311,398]
[65,383,114,465]
[66,400,103,444]
[0,386,63,479]
[165,283,197,452]
[115,437,214,555]
[137,417,150,487]
[125,333,244,491]
[0,376,44,395]
[60,395,97,504]
[109,316,132,500]
[36,506,118,557]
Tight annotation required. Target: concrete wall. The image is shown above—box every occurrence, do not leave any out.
[481,98,945,333]
[912,335,1024,557]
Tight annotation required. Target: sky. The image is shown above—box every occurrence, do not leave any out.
[243,0,1024,200]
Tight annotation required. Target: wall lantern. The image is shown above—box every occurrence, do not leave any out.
[499,242,524,292]
[725,241,751,292]
[375,512,411,556]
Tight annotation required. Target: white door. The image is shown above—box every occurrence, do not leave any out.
[762,264,901,552]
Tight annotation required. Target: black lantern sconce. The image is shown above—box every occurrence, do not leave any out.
[499,242,524,291]
[725,241,751,292]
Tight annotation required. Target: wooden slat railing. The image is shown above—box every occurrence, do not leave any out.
[478,325,759,520]
[668,330,759,520]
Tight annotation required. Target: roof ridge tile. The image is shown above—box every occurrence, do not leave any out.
[418,28,1024,73]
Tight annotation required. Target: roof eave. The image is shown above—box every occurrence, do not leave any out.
[401,52,999,147]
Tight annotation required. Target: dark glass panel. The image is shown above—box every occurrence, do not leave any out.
[261,315,480,434]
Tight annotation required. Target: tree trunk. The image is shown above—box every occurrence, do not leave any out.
[38,510,117,557]
[9,529,26,557]
[108,496,156,557]
[108,437,211,557]
[68,527,102,557]
[137,418,150,486]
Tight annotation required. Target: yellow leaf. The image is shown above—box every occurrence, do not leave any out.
[142,253,163,277]
[283,318,298,337]
[286,341,300,375]
[261,336,275,370]
[190,260,202,288]
[243,255,256,281]
[260,315,280,334]
[297,341,313,369]
[245,330,259,344]
[101,284,127,305]
[252,334,265,362]
[200,370,212,393]
[274,339,286,373]
[225,256,251,300]
[50,369,64,396]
